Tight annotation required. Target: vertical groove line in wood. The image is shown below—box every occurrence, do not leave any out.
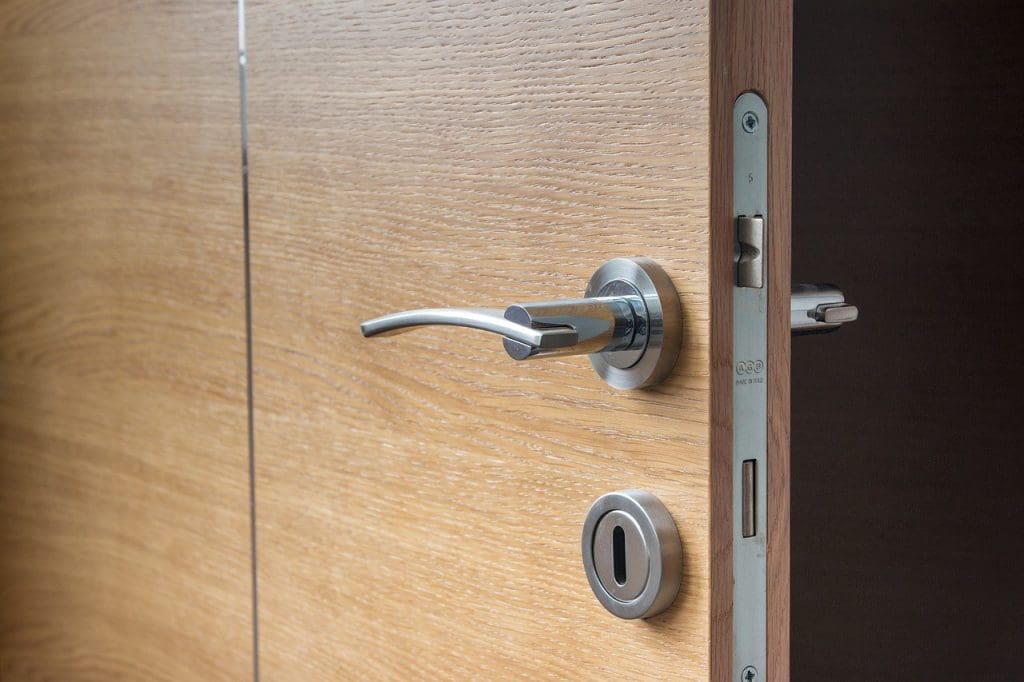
[238,1,260,679]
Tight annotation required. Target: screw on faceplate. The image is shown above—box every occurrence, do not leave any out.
[741,111,759,133]
[740,665,758,682]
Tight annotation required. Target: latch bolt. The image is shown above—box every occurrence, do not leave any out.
[735,215,765,289]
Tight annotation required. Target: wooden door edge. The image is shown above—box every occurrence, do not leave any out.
[710,2,793,681]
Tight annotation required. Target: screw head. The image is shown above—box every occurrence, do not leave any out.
[741,111,759,133]
[740,666,758,682]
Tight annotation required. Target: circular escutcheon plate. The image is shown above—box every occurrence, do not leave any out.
[584,257,682,390]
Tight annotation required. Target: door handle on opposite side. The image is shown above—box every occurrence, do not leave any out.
[360,257,683,390]
[791,283,859,334]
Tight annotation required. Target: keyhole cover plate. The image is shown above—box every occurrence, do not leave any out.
[581,489,682,619]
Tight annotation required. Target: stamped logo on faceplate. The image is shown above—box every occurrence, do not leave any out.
[735,359,765,385]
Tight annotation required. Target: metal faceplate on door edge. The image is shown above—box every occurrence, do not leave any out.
[733,92,767,681]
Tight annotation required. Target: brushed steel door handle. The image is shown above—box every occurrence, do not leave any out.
[360,307,581,352]
[360,257,682,389]
[361,297,640,360]
[790,283,858,334]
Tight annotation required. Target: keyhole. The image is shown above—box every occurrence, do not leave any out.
[613,525,627,585]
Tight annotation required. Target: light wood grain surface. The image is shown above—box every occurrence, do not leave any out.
[247,0,716,678]
[0,2,252,680]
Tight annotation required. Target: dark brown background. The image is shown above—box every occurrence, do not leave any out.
[792,1,1024,679]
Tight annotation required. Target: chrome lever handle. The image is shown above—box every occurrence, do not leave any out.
[360,307,580,351]
[360,257,683,390]
[361,297,643,361]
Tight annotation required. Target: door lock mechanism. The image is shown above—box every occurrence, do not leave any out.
[581,490,682,619]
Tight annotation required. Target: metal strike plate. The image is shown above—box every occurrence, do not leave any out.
[733,92,768,681]
[581,490,682,620]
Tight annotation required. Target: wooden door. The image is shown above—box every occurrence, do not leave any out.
[246,2,789,679]
[0,2,790,679]
[0,3,252,679]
